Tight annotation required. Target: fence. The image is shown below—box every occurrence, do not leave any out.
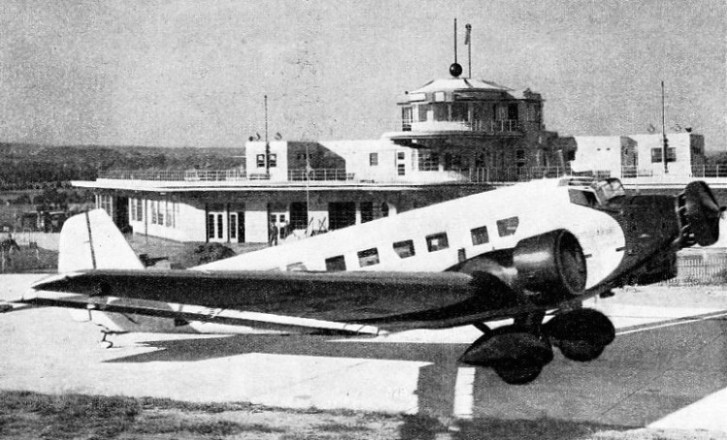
[662,253,727,286]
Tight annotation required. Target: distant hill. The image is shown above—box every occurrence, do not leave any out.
[0,143,246,189]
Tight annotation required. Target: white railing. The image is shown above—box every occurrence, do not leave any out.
[469,166,574,183]
[184,169,248,181]
[401,119,539,134]
[619,167,654,179]
[287,168,354,181]
[100,169,256,182]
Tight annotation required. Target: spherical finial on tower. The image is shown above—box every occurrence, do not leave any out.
[449,62,463,78]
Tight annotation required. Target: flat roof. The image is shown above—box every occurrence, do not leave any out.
[72,179,496,193]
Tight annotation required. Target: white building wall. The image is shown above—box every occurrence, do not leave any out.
[628,133,693,177]
[245,141,288,181]
[245,199,269,243]
[570,136,623,177]
[179,202,207,241]
[129,197,206,242]
[320,139,403,182]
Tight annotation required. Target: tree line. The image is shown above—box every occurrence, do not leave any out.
[0,144,245,189]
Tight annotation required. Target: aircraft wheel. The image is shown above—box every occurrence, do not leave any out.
[494,363,543,385]
[558,340,605,362]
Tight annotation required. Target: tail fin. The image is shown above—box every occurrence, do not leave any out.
[58,209,144,273]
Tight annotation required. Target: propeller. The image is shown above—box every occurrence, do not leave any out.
[682,181,724,247]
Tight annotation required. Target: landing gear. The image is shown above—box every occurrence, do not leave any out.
[462,314,553,385]
[462,308,615,385]
[98,331,114,349]
[494,364,544,385]
[557,341,604,362]
[544,308,615,362]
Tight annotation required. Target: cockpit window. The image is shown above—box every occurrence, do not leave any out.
[569,189,598,207]
[595,178,626,202]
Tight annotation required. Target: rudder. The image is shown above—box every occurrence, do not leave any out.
[58,209,144,273]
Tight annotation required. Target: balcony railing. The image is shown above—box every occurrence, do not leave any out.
[468,166,575,183]
[98,164,725,186]
[619,167,654,179]
[401,119,539,134]
[99,169,356,182]
[287,168,354,181]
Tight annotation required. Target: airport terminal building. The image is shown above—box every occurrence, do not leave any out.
[73,72,707,244]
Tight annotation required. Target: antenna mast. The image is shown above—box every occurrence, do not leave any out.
[466,24,472,78]
[264,95,270,176]
[661,81,668,174]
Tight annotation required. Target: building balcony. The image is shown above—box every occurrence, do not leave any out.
[400,119,534,134]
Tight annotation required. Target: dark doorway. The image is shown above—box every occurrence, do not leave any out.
[328,202,356,230]
[114,196,129,229]
[290,202,308,230]
[360,202,374,223]
[237,211,245,243]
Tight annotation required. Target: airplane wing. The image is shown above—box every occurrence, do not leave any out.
[23,268,528,334]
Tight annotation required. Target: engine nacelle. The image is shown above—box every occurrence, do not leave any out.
[513,230,587,303]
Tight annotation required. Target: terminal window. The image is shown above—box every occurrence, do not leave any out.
[651,147,676,163]
[369,153,378,166]
[426,233,449,252]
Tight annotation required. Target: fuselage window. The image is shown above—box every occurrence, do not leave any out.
[393,240,415,258]
[426,232,449,252]
[357,248,380,267]
[325,255,346,272]
[286,262,307,272]
[471,226,490,245]
[496,217,519,237]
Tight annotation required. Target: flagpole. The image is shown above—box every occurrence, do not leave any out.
[453,18,458,64]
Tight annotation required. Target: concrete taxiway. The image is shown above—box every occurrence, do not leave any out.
[1,274,726,434]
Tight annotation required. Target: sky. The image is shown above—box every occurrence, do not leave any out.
[1,0,725,150]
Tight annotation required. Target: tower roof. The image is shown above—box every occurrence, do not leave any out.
[409,77,512,94]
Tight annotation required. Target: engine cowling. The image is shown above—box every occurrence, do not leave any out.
[513,230,587,303]
[679,181,723,247]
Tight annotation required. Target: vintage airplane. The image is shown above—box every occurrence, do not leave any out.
[4,176,724,384]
